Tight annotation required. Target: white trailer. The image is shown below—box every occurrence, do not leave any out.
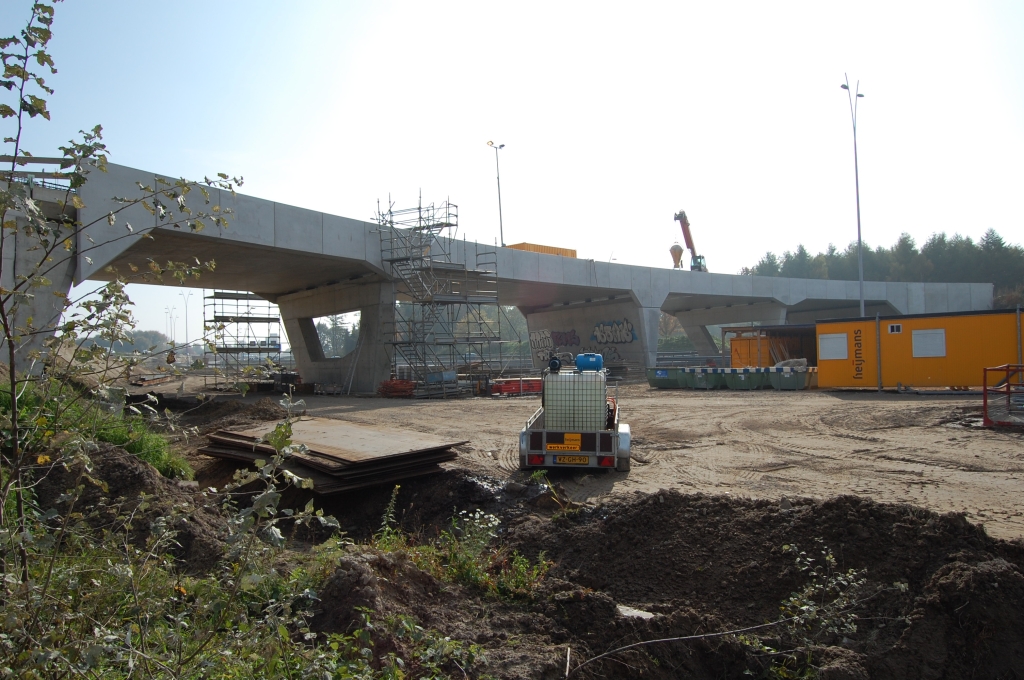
[518,360,631,472]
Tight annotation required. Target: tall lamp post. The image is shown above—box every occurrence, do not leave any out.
[179,290,192,355]
[165,306,176,345]
[841,74,866,317]
[487,141,505,247]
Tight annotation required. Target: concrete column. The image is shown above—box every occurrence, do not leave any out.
[637,307,660,369]
[521,299,659,370]
[277,281,394,393]
[681,325,719,356]
[0,213,76,368]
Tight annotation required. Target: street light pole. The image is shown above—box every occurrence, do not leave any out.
[179,291,192,355]
[487,141,506,247]
[166,306,176,345]
[841,74,866,317]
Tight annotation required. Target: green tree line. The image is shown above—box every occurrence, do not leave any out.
[315,314,360,357]
[741,229,1024,307]
[86,329,172,354]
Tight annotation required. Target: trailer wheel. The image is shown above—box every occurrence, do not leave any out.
[615,455,631,472]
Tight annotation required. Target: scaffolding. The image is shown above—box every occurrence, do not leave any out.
[203,291,284,390]
[377,197,519,395]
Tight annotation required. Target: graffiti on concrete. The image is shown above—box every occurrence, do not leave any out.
[531,326,632,364]
[591,318,636,344]
[550,329,580,347]
[529,329,553,352]
[529,329,553,362]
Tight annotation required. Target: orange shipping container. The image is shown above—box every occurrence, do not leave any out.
[816,309,1023,389]
[731,336,773,367]
[506,242,577,258]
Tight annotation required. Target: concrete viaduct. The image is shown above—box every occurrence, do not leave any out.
[4,163,992,390]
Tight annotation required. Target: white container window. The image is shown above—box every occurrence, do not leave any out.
[818,333,848,360]
[912,329,946,358]
[888,323,902,334]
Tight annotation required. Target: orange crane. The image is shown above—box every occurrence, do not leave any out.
[673,210,708,272]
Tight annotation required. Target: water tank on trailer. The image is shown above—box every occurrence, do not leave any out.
[575,353,604,372]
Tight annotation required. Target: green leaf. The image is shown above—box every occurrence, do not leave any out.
[240,574,264,591]
[34,50,54,69]
[23,94,50,119]
[263,525,285,547]
[0,103,15,118]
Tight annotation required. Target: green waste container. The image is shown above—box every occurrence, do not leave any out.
[769,369,812,390]
[647,367,684,389]
[687,369,725,390]
[725,370,768,390]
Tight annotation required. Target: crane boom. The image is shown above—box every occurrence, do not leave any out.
[673,210,708,272]
[675,210,696,252]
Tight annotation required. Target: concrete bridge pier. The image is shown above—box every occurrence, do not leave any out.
[671,301,790,357]
[519,297,660,371]
[0,192,76,367]
[275,280,394,394]
[679,325,719,356]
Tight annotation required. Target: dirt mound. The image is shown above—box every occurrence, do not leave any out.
[874,557,1024,678]
[180,396,289,431]
[305,480,1024,678]
[312,469,504,541]
[34,445,226,573]
[500,490,1024,678]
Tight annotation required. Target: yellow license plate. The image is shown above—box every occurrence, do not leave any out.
[547,433,581,452]
[554,455,590,465]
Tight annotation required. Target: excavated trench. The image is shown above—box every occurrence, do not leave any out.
[300,468,1024,679]
[110,397,1024,678]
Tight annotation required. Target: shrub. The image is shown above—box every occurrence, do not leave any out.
[373,487,551,600]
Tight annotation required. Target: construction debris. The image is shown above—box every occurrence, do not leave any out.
[129,374,176,387]
[377,379,416,398]
[198,417,464,493]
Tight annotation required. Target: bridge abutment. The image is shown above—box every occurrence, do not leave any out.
[276,280,394,393]
[0,211,76,367]
[521,299,659,371]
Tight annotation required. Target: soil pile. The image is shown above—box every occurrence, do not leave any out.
[309,480,1024,679]
[179,396,289,432]
[35,445,227,572]
[504,490,1024,678]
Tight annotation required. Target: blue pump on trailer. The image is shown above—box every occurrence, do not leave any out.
[575,353,603,372]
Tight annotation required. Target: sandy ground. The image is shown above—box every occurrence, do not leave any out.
[188,385,1024,540]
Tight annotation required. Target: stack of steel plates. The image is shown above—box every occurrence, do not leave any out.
[199,417,464,494]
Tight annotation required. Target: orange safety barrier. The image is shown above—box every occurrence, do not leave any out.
[490,378,543,397]
[377,379,416,398]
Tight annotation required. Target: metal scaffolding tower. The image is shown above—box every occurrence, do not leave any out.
[377,197,515,395]
[203,291,283,390]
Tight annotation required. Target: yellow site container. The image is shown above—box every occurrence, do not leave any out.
[725,325,817,368]
[730,336,773,367]
[506,242,577,258]
[816,309,1023,389]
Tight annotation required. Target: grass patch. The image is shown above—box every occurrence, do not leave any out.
[94,415,193,479]
[0,379,192,479]
[373,486,550,599]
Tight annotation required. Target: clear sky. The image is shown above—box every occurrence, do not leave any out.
[4,1,1023,344]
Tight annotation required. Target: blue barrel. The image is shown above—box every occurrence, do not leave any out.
[575,353,604,372]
